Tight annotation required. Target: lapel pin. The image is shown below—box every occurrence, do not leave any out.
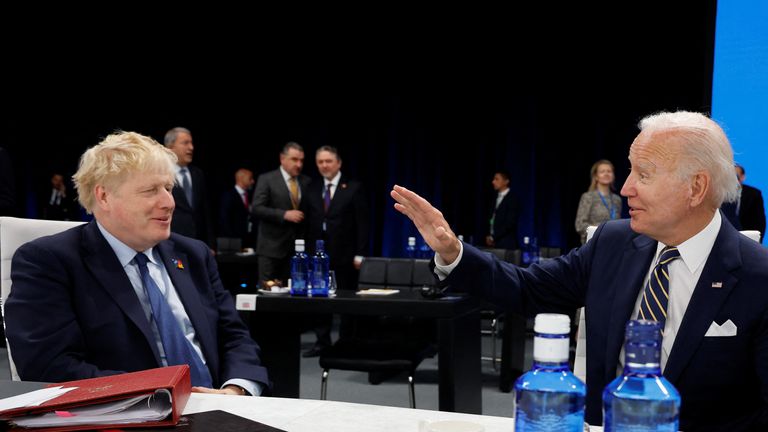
[341,183,347,189]
[172,258,185,270]
[711,282,723,288]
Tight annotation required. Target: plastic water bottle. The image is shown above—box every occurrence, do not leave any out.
[603,320,680,431]
[290,239,309,296]
[418,239,433,259]
[531,237,540,264]
[310,240,330,297]
[522,236,534,266]
[405,236,417,258]
[514,313,586,432]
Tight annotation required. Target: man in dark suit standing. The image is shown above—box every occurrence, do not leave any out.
[165,127,214,247]
[484,169,519,249]
[303,146,369,357]
[392,111,768,430]
[219,168,255,248]
[735,164,766,242]
[251,142,310,284]
[307,146,369,292]
[41,173,79,221]
[6,131,268,396]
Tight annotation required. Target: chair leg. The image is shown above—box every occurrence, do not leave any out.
[408,374,416,408]
[491,317,498,371]
[320,369,329,400]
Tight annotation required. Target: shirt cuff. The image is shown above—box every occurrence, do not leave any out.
[222,378,263,396]
[433,241,464,281]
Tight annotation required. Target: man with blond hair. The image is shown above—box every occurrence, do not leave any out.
[6,131,269,396]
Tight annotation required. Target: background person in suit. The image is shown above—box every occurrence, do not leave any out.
[165,127,214,248]
[304,146,370,357]
[484,170,519,249]
[219,168,256,248]
[41,173,79,221]
[735,164,766,241]
[251,142,310,284]
[6,131,268,396]
[574,159,623,244]
[392,111,768,430]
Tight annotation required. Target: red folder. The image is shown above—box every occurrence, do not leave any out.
[0,365,191,431]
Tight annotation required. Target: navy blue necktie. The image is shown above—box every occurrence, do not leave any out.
[180,167,193,208]
[134,253,213,387]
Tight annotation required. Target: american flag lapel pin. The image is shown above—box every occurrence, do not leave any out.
[711,281,723,288]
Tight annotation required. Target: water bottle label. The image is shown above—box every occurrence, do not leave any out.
[533,336,569,362]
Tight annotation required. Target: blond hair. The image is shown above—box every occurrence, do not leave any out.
[73,131,177,213]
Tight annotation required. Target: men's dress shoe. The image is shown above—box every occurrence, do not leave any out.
[302,346,324,358]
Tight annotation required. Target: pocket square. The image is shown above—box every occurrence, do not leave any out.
[704,319,737,337]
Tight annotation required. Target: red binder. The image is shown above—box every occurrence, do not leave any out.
[0,365,191,431]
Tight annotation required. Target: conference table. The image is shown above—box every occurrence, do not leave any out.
[235,289,484,414]
[0,382,607,431]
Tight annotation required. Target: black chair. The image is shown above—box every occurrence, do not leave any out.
[412,259,435,287]
[478,248,520,371]
[318,257,435,408]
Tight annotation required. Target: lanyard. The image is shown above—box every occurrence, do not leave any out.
[598,192,616,219]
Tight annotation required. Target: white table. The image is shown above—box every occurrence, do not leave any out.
[183,393,603,432]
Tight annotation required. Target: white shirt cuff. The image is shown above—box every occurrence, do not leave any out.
[222,378,263,396]
[433,241,464,281]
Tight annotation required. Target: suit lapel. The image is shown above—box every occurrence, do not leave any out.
[664,224,740,382]
[156,240,217,375]
[603,234,657,382]
[81,222,161,364]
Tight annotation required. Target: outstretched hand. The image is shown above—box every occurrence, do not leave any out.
[391,185,461,264]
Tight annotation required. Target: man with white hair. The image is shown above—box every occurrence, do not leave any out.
[392,111,768,430]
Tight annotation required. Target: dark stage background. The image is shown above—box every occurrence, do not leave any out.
[2,3,717,255]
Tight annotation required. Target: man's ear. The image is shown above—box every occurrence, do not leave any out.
[689,171,710,207]
[94,184,110,211]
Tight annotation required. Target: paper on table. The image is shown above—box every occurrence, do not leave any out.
[0,386,77,411]
[10,389,172,428]
[356,289,400,296]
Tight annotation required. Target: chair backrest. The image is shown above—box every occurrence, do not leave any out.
[358,257,388,288]
[0,217,85,380]
[386,258,414,287]
[573,225,762,382]
[412,259,435,287]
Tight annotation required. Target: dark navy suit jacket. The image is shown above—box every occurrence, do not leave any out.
[489,192,519,249]
[5,221,269,389]
[171,165,214,247]
[447,218,768,430]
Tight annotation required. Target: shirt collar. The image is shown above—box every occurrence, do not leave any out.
[96,221,159,268]
[235,185,248,195]
[325,171,342,187]
[175,164,187,174]
[497,188,509,198]
[655,210,721,274]
[279,166,292,182]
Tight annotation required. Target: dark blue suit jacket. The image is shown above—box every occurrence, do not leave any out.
[5,221,269,389]
[447,218,768,430]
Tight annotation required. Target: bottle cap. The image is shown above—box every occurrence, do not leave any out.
[408,237,416,245]
[523,236,530,244]
[295,239,305,246]
[534,313,570,334]
[316,239,324,249]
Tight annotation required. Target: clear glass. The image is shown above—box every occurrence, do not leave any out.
[327,270,337,297]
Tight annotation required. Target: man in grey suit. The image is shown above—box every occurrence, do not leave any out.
[251,142,310,284]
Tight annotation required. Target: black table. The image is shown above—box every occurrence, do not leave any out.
[238,289,483,414]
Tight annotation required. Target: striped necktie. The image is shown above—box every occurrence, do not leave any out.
[638,246,681,333]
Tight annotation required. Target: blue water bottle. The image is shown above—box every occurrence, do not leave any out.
[522,236,533,266]
[603,320,680,431]
[405,236,417,258]
[418,239,433,259]
[514,313,586,431]
[310,240,330,297]
[290,239,309,296]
